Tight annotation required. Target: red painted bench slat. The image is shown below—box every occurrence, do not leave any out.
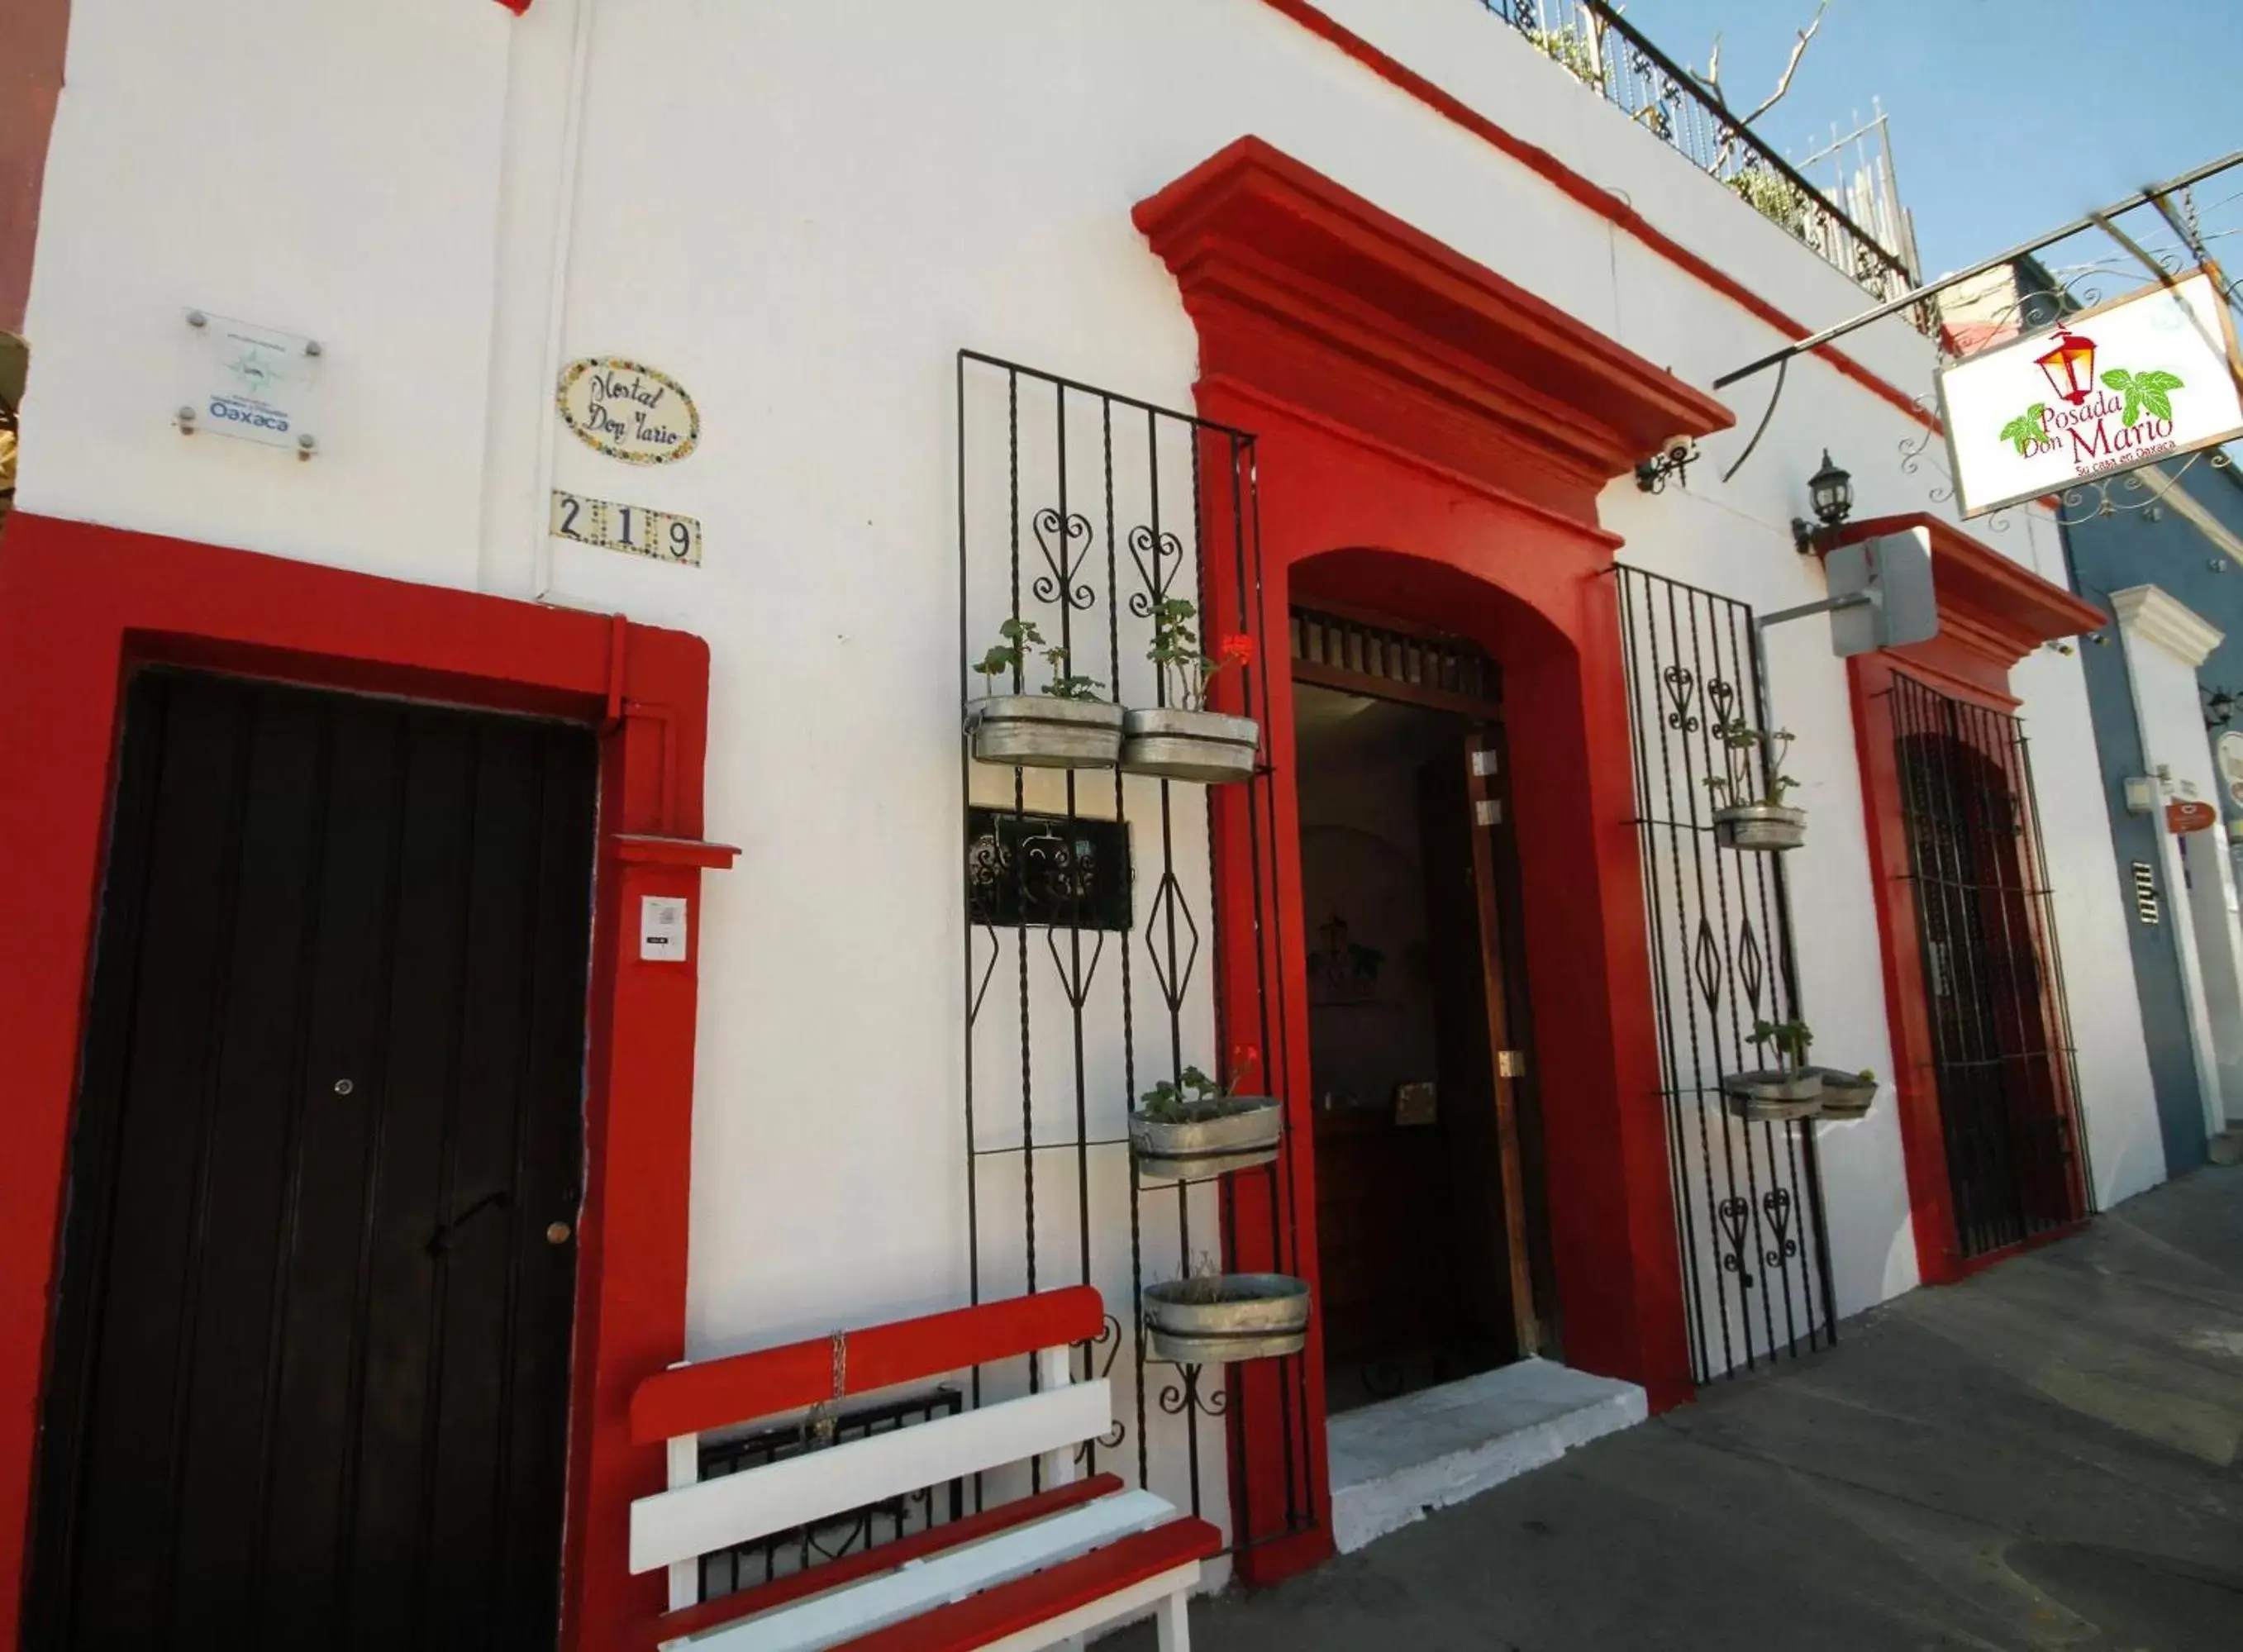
[631,1287,1105,1445]
[826,1516,1224,1652]
[633,1475,1126,1650]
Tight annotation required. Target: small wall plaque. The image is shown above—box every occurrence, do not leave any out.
[179,309,322,454]
[550,488,701,565]
[556,357,699,464]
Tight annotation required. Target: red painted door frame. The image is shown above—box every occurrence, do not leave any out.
[1826,514,2102,1286]
[1136,138,1732,1580]
[0,512,725,1650]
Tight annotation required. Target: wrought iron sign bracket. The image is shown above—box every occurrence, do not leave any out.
[1750,590,1874,774]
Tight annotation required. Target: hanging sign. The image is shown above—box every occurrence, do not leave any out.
[556,357,699,464]
[2167,798,2217,836]
[1936,270,2243,518]
[2219,731,2243,809]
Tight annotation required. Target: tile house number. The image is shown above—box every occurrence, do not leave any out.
[550,488,702,565]
[556,356,700,464]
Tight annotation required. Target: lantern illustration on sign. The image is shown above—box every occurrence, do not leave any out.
[2035,330,2098,406]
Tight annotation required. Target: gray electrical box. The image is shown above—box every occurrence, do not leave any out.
[1825,528,1939,656]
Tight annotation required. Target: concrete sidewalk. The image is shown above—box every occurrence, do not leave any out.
[1136,1169,2243,1650]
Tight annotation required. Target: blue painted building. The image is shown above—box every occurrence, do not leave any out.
[2062,426,2243,1174]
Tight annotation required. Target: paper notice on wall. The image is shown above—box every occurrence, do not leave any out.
[639,895,688,962]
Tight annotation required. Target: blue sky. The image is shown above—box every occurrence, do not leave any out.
[1604,0,2243,282]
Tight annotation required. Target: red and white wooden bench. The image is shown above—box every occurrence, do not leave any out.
[628,1286,1220,1650]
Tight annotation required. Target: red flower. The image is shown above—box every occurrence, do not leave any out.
[1219,633,1255,667]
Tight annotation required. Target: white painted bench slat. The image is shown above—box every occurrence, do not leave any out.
[630,1380,1112,1575]
[967,1562,1199,1652]
[676,1488,1177,1652]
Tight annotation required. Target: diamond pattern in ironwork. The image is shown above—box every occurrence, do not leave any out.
[1737,917,1764,1018]
[1142,869,1201,1014]
[1693,915,1722,1014]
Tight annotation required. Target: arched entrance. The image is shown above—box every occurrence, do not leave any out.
[1134,137,1734,1575]
[1286,574,1558,1410]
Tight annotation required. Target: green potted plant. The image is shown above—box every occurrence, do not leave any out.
[1722,1017,1824,1121]
[1807,1065,1877,1119]
[1121,599,1260,783]
[965,617,1123,769]
[1707,718,1806,852]
[1143,1250,1310,1365]
[1130,1045,1281,1183]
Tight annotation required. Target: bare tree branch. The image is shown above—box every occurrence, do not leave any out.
[1740,2,1828,127]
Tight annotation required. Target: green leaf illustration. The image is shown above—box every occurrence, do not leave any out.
[2103,369,2133,391]
[1997,402,2050,455]
[2136,369,2183,422]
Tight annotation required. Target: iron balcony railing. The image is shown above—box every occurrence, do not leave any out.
[1478,1,1926,321]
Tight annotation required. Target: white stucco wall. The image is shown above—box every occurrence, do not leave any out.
[14,0,2157,1444]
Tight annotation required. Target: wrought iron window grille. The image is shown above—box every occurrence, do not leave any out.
[1888,674,2094,1260]
[1615,565,1839,1383]
[955,350,1316,1554]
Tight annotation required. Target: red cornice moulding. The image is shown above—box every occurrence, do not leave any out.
[1250,0,1941,437]
[1824,511,2103,684]
[1134,136,1732,517]
[1200,371,1626,551]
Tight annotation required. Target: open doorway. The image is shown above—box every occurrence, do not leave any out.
[1291,608,1553,1413]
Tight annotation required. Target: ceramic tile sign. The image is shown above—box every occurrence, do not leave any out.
[1937,270,2243,518]
[550,488,701,565]
[556,357,699,464]
[179,310,323,453]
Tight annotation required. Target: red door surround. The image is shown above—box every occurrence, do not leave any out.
[1822,513,2103,1285]
[0,512,726,1651]
[1136,137,1732,1579]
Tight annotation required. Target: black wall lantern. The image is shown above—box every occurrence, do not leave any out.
[1791,449,1855,552]
[2205,685,2237,731]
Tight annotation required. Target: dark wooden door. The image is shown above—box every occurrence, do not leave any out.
[29,670,598,1650]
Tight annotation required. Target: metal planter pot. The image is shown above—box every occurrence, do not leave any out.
[967,695,1124,770]
[1130,1095,1282,1184]
[1807,1068,1877,1119]
[1144,1274,1310,1365]
[1713,803,1807,853]
[1721,1068,1823,1122]
[1120,707,1260,784]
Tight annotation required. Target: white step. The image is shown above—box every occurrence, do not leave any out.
[1326,1359,1646,1554]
